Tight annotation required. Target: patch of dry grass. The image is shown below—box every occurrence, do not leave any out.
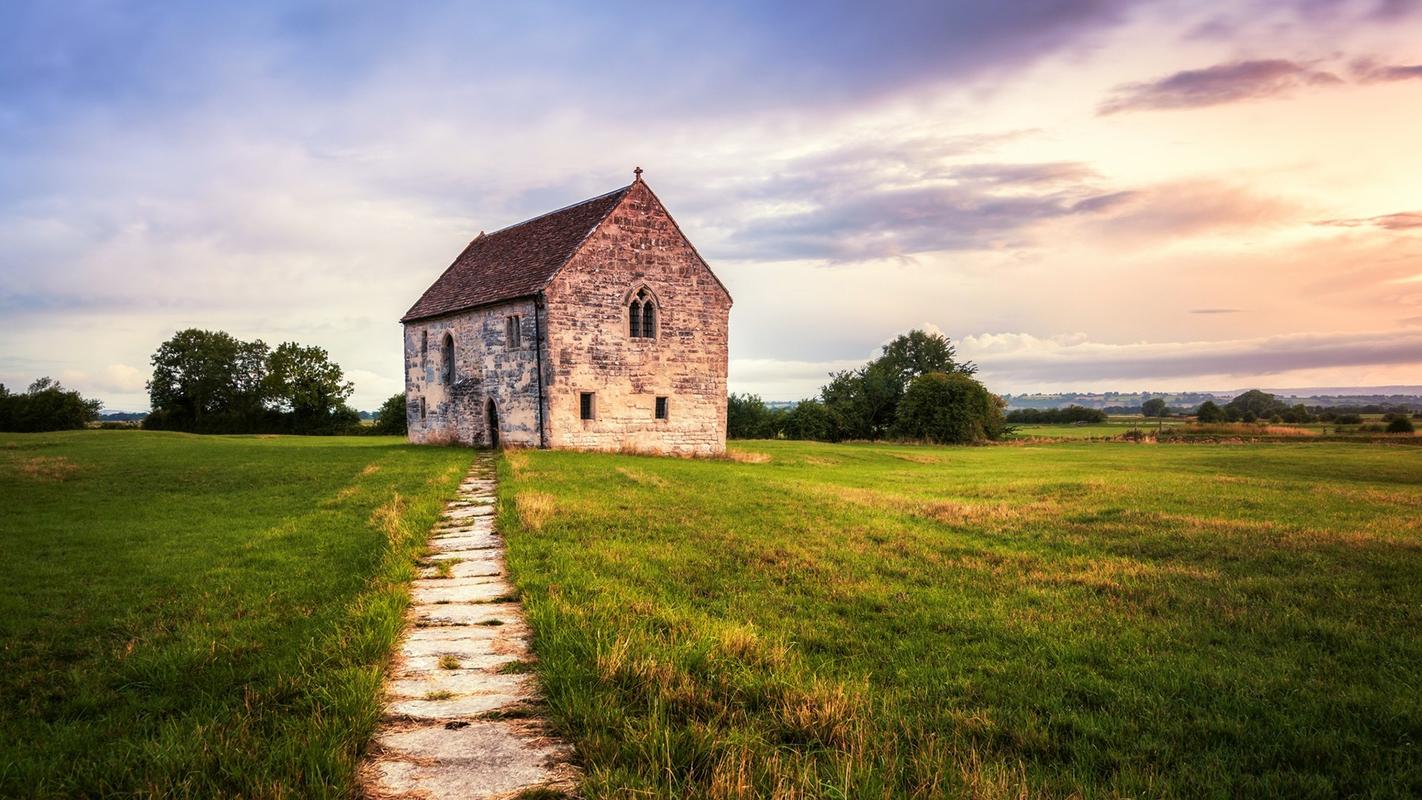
[516,491,555,531]
[14,455,81,482]
[368,492,408,542]
[615,466,667,488]
[504,448,531,478]
[726,450,772,464]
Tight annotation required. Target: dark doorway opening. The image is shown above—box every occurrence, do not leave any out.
[485,399,500,448]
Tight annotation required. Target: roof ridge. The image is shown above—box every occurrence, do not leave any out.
[482,183,632,238]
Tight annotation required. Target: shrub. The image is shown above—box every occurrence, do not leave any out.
[1005,406,1106,424]
[892,372,1004,444]
[1195,400,1226,423]
[727,393,779,439]
[372,393,409,436]
[1387,416,1415,434]
[781,399,834,441]
[1332,413,1363,425]
[1141,398,1168,417]
[0,378,103,432]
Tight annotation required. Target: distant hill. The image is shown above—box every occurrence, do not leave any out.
[97,411,147,421]
[1002,387,1422,411]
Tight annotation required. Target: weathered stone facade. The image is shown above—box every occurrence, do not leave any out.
[404,298,543,447]
[402,177,731,455]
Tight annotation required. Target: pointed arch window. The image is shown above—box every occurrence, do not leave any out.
[629,288,657,339]
[442,333,456,384]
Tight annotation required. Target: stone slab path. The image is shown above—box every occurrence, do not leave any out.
[362,452,576,799]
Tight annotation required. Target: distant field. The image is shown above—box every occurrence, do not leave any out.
[502,439,1422,798]
[1010,418,1185,438]
[0,431,472,798]
[1011,417,1418,440]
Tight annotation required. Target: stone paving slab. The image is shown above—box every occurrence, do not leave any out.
[428,534,499,552]
[443,505,495,520]
[416,601,521,627]
[413,581,513,605]
[362,456,575,800]
[371,723,574,800]
[418,560,504,581]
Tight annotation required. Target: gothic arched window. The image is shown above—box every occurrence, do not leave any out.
[629,288,657,339]
[442,333,455,384]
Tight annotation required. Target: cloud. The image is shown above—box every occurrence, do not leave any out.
[1315,211,1422,230]
[959,329,1422,383]
[1191,308,1246,314]
[1348,56,1422,82]
[1099,59,1343,114]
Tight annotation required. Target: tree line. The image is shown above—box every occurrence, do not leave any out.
[728,330,1006,444]
[0,378,102,432]
[143,329,363,434]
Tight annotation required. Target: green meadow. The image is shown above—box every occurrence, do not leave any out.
[0,431,472,798]
[502,439,1422,799]
[4,431,1421,798]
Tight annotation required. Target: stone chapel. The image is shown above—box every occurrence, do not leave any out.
[400,170,732,455]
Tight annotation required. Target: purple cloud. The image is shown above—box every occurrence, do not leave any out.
[1099,59,1342,114]
[1352,59,1422,82]
[1315,212,1422,230]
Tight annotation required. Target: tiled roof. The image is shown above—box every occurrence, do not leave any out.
[401,185,631,322]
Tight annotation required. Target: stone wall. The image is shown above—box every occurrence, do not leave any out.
[541,180,731,456]
[403,297,544,447]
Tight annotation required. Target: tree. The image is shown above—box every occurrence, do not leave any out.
[877,329,976,382]
[1226,390,1287,420]
[1195,400,1226,423]
[1387,416,1415,434]
[727,393,776,439]
[818,329,978,442]
[145,329,359,434]
[147,329,269,428]
[781,399,834,441]
[1141,398,1168,417]
[0,378,102,432]
[263,342,355,429]
[892,371,1005,444]
[373,393,409,435]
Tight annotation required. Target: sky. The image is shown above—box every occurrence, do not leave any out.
[2,0,1421,410]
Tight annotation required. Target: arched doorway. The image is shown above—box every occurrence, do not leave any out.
[485,399,500,448]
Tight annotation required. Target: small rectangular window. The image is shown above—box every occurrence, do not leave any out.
[580,392,595,421]
[655,396,668,420]
[419,396,426,420]
[506,315,521,348]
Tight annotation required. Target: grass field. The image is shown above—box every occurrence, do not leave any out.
[501,439,1422,799]
[0,431,472,798]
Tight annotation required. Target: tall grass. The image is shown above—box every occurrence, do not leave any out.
[502,440,1422,798]
[0,431,471,798]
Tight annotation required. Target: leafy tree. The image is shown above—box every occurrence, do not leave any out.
[0,378,102,432]
[373,393,409,435]
[727,393,777,439]
[1195,400,1226,423]
[1141,398,1168,417]
[892,371,1004,444]
[781,399,834,441]
[1387,416,1415,434]
[877,329,976,382]
[146,329,359,434]
[148,329,269,426]
[819,329,977,441]
[1226,390,1288,420]
[264,342,355,427]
